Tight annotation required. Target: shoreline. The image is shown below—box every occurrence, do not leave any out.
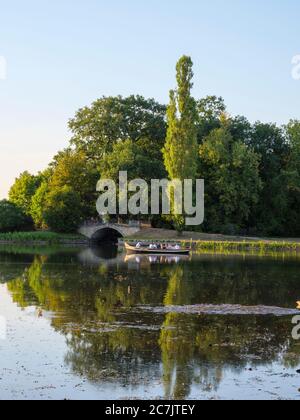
[123,238,300,255]
[1,230,300,256]
[0,231,89,246]
[0,239,89,245]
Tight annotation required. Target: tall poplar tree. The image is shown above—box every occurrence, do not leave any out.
[163,56,198,180]
[163,56,199,231]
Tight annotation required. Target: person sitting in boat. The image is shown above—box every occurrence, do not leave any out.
[149,243,158,250]
[174,244,181,250]
[136,242,142,249]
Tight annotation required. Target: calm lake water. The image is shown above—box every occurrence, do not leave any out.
[0,246,300,400]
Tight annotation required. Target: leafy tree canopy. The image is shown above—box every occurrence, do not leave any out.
[100,138,166,183]
[197,96,226,141]
[9,171,41,216]
[43,186,83,233]
[49,149,99,218]
[30,182,49,229]
[69,95,167,163]
[199,123,262,232]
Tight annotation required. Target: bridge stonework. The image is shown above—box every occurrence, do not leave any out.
[78,223,141,240]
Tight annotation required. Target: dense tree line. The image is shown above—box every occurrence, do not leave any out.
[3,56,300,236]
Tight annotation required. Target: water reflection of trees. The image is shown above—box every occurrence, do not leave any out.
[3,253,300,398]
[159,265,293,399]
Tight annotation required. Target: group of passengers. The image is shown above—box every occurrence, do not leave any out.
[135,242,181,250]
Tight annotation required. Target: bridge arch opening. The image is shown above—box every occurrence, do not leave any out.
[91,227,124,245]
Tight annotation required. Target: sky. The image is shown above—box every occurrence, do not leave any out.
[0,0,300,198]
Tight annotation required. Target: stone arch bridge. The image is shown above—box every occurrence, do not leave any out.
[79,223,141,243]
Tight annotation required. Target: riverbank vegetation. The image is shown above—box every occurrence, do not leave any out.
[193,241,300,255]
[2,56,300,237]
[0,231,86,245]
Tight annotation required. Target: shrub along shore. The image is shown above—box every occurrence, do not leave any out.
[0,231,88,245]
[193,240,300,254]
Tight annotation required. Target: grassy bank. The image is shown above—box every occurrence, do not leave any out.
[0,231,87,245]
[193,240,300,254]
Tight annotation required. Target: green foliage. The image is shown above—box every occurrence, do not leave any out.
[30,150,99,231]
[286,120,300,174]
[49,149,99,218]
[69,95,167,163]
[199,122,262,232]
[0,231,84,244]
[100,139,166,183]
[163,56,199,232]
[30,181,49,228]
[282,120,300,236]
[197,96,225,141]
[247,122,290,235]
[9,171,41,215]
[99,139,167,222]
[43,186,84,233]
[194,240,300,254]
[163,56,199,181]
[0,200,33,233]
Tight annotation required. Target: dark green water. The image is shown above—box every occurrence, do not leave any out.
[0,246,300,400]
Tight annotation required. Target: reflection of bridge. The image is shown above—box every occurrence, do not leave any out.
[77,247,126,266]
[78,223,141,243]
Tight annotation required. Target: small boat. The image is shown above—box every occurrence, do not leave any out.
[125,242,191,255]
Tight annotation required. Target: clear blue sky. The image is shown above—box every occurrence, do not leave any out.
[0,0,299,198]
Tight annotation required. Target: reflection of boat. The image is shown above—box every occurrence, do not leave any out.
[125,243,191,256]
[124,254,190,265]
